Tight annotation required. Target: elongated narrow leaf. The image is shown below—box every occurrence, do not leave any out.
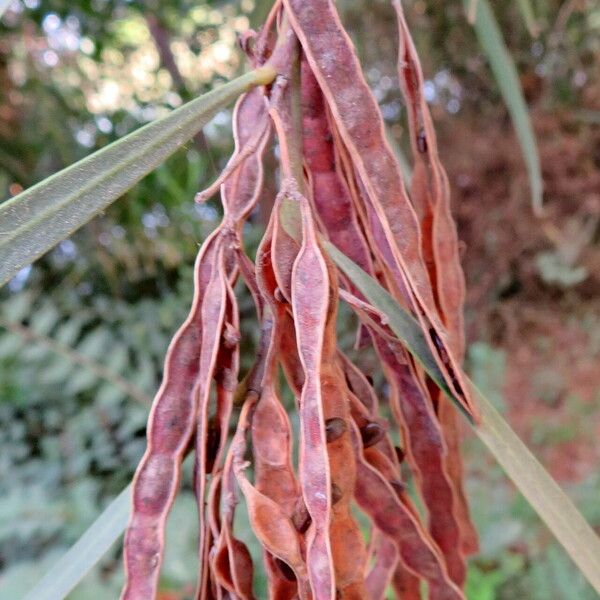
[516,0,540,37]
[326,240,600,594]
[466,0,543,214]
[23,485,131,600]
[0,66,275,288]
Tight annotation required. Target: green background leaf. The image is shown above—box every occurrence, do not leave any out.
[466,0,543,214]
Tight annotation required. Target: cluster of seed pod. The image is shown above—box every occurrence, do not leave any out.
[121,1,480,598]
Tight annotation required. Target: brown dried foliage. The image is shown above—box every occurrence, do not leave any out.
[121,1,480,598]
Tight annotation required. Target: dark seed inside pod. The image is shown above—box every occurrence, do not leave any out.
[331,482,343,505]
[205,421,221,473]
[395,445,405,464]
[360,422,385,448]
[275,557,296,581]
[325,417,346,442]
[291,502,311,533]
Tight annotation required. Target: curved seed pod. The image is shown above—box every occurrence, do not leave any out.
[210,277,250,600]
[300,58,374,283]
[232,399,312,599]
[374,336,467,587]
[212,433,255,600]
[365,532,398,600]
[438,399,479,555]
[339,290,470,585]
[240,230,309,598]
[253,378,304,600]
[251,308,304,599]
[300,57,377,352]
[393,0,465,358]
[283,0,477,421]
[350,420,464,600]
[392,564,422,600]
[193,246,230,600]
[290,192,336,599]
[121,230,222,600]
[269,71,303,303]
[195,106,270,207]
[221,89,271,227]
[393,0,478,557]
[255,209,305,396]
[292,193,368,598]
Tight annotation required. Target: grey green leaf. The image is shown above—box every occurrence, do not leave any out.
[0,67,275,288]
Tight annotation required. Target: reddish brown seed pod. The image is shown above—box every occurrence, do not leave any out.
[374,336,467,587]
[290,191,336,598]
[350,420,465,600]
[365,532,398,600]
[284,0,478,421]
[393,0,478,558]
[233,399,311,596]
[120,2,481,596]
[120,232,220,600]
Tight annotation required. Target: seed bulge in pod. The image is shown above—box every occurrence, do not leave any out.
[331,482,343,505]
[325,417,346,442]
[292,501,311,533]
[275,557,296,582]
[360,422,385,448]
[395,445,405,464]
[205,421,221,473]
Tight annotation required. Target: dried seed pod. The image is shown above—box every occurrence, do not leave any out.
[233,400,311,595]
[300,58,374,284]
[284,0,478,421]
[121,232,221,600]
[251,309,304,599]
[393,0,478,558]
[350,421,464,600]
[292,193,368,598]
[365,532,398,600]
[212,441,255,600]
[193,248,231,599]
[290,191,336,598]
[375,336,467,587]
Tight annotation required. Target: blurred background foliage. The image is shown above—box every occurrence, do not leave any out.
[0,0,599,598]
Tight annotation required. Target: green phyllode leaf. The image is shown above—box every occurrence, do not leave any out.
[466,0,543,214]
[326,240,600,595]
[0,66,275,288]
